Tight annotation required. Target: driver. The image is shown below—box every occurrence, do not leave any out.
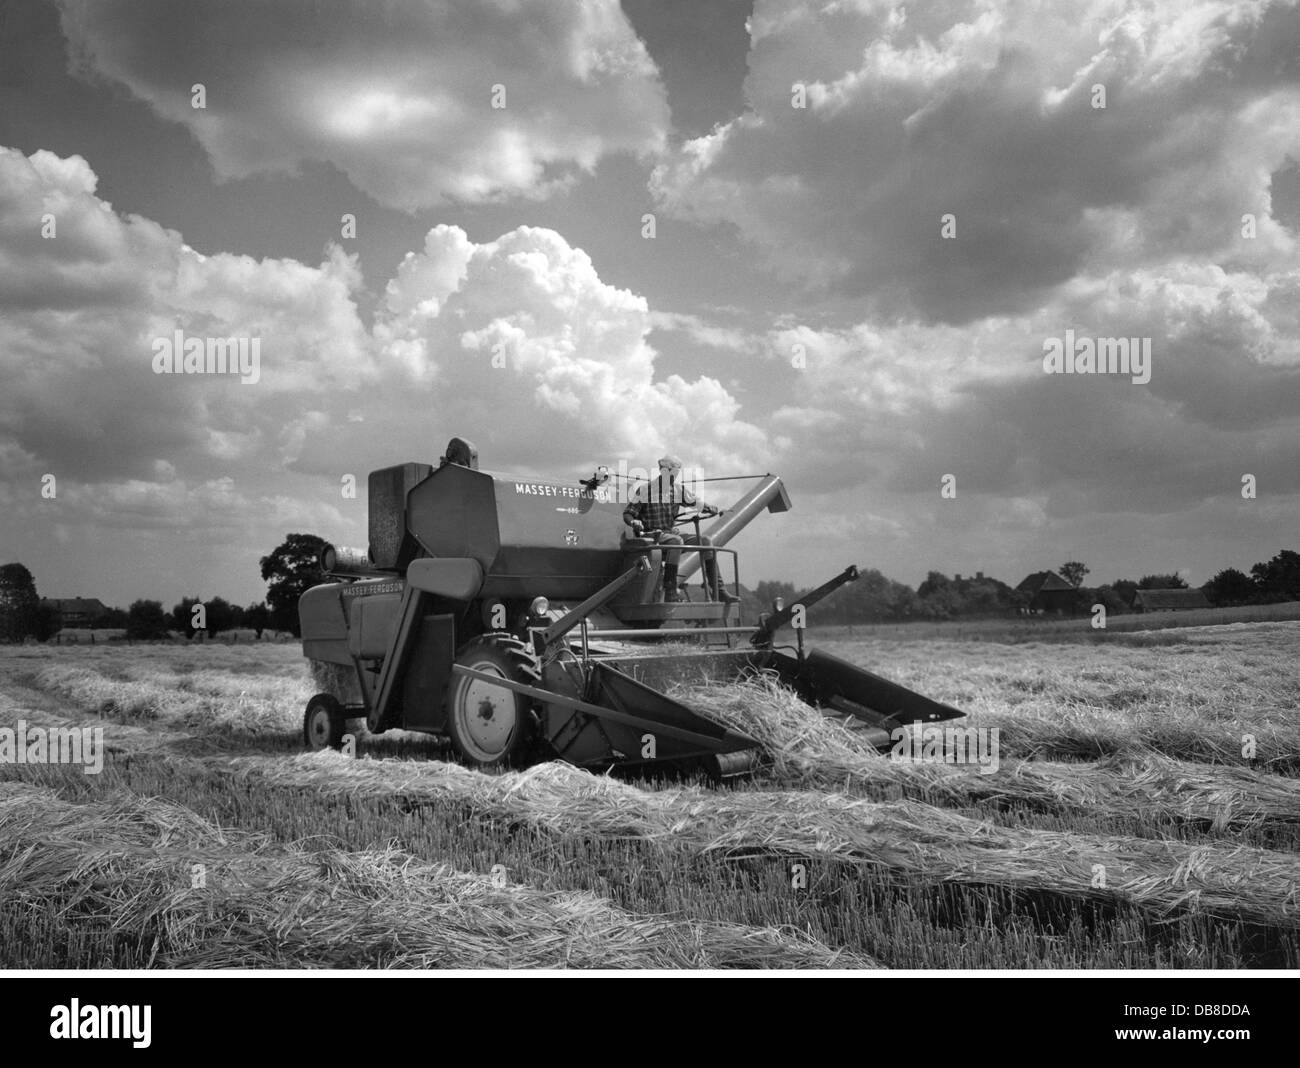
[623,455,736,603]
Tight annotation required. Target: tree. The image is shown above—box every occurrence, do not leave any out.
[850,569,918,621]
[171,596,203,638]
[1250,549,1300,602]
[205,596,235,635]
[260,534,328,637]
[960,582,1001,616]
[917,580,965,620]
[820,569,918,622]
[1113,579,1139,607]
[245,602,270,639]
[1203,568,1256,607]
[1059,561,1090,589]
[879,581,918,621]
[33,601,63,640]
[170,596,237,638]
[1091,585,1131,615]
[754,580,799,609]
[95,606,128,629]
[1138,573,1188,589]
[126,600,170,640]
[0,563,41,642]
[916,571,951,600]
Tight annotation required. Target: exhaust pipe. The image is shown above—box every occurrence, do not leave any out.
[320,544,385,578]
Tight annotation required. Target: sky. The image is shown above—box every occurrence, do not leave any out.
[1,0,1298,609]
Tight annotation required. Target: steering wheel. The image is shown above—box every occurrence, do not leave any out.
[676,508,724,524]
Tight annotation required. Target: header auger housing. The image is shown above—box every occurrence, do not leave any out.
[299,436,964,778]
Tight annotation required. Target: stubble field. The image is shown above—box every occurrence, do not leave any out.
[1,621,1297,969]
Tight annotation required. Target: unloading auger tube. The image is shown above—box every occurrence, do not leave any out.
[297,435,966,778]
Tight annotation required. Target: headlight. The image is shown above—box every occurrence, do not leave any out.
[530,596,550,617]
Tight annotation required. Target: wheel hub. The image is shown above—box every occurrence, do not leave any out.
[459,664,516,757]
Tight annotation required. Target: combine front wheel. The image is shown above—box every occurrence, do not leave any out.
[447,634,540,768]
[303,693,345,751]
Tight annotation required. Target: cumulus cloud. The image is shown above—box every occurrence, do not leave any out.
[652,0,1300,321]
[0,145,766,577]
[0,147,374,488]
[55,0,670,210]
[648,310,755,353]
[763,261,1300,517]
[361,224,768,477]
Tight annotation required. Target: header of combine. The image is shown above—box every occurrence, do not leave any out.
[299,436,964,777]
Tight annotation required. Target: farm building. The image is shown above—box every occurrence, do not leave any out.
[40,597,107,628]
[1132,588,1210,613]
[1015,571,1077,614]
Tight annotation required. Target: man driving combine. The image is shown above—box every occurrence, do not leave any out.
[623,455,737,604]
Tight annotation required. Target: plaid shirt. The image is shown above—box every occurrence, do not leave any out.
[623,477,701,533]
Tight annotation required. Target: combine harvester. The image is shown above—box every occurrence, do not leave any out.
[299,437,964,779]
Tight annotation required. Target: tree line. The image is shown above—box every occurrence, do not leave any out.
[3,539,1298,641]
[0,562,277,642]
[0,534,329,643]
[746,549,1300,623]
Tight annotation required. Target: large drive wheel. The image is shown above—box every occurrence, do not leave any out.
[447,634,540,768]
[303,693,346,751]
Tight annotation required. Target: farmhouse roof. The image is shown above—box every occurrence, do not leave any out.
[1015,571,1073,594]
[1133,588,1210,610]
[41,597,107,615]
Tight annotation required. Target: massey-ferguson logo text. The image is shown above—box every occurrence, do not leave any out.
[515,481,609,503]
[342,582,403,597]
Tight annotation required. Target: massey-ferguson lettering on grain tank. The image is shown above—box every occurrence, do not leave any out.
[299,436,964,777]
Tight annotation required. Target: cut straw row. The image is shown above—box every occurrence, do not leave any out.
[0,782,872,969]
[230,752,1300,930]
[28,662,303,741]
[675,677,1300,829]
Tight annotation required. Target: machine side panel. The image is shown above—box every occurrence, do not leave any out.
[485,477,628,598]
[299,583,351,665]
[346,594,403,659]
[493,477,624,552]
[405,464,501,572]
[400,614,456,731]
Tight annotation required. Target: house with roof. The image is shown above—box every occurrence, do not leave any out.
[1014,571,1077,614]
[40,597,107,628]
[1132,588,1210,613]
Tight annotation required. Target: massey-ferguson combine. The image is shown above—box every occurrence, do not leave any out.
[299,437,963,778]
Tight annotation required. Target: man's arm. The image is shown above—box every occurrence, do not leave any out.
[683,487,721,517]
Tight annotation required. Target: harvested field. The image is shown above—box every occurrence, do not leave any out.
[819,623,1300,769]
[1,623,1297,969]
[676,676,1300,829]
[0,783,864,969]
[233,752,1300,931]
